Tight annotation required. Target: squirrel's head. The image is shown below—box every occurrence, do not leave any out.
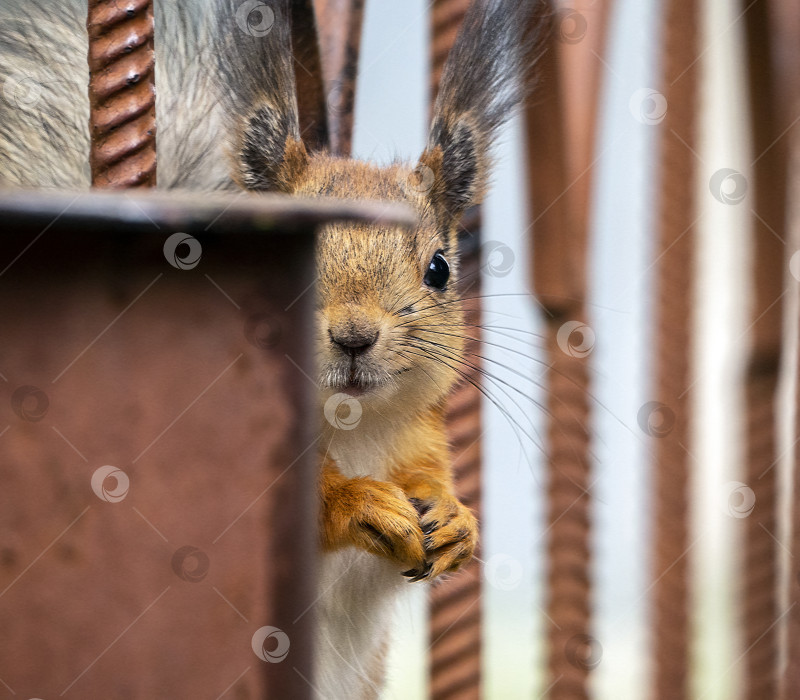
[301,157,466,412]
[217,0,544,414]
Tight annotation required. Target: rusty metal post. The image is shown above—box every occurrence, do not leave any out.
[741,1,793,698]
[524,2,609,697]
[428,2,484,698]
[649,1,700,698]
[87,0,157,188]
[0,190,414,698]
[311,0,365,156]
[292,0,330,152]
[431,212,484,700]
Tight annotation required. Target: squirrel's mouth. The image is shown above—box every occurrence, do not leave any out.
[321,361,405,396]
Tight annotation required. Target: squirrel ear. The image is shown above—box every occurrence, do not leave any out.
[235,104,309,193]
[417,0,548,219]
[417,116,484,219]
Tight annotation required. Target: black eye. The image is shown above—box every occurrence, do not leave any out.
[424,251,450,290]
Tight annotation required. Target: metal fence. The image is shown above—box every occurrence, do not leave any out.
[1,0,799,698]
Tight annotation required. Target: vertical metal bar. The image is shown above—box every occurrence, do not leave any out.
[430,214,484,700]
[292,0,330,152]
[650,2,699,698]
[526,52,593,700]
[741,2,790,698]
[428,2,483,698]
[87,0,157,188]
[525,2,609,696]
[311,0,366,156]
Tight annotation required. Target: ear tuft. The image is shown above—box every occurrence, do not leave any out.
[419,117,482,218]
[237,105,308,192]
[417,0,548,221]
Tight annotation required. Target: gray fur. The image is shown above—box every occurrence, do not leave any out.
[0,0,90,188]
[0,0,232,191]
[213,0,301,191]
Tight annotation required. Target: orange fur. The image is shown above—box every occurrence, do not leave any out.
[320,401,478,580]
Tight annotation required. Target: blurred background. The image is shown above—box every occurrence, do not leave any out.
[352,0,796,698]
[1,0,798,698]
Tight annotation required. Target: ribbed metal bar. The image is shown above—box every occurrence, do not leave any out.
[87,0,156,188]
[650,2,699,698]
[312,0,365,156]
[525,2,607,695]
[292,0,330,152]
[428,2,483,697]
[430,227,484,700]
[741,2,789,698]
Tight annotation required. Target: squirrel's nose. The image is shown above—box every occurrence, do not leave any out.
[329,328,379,357]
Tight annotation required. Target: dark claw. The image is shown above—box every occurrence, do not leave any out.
[403,561,433,582]
[422,521,438,536]
[361,522,395,555]
[409,498,432,517]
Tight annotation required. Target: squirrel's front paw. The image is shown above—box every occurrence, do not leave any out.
[405,496,478,581]
[322,477,427,570]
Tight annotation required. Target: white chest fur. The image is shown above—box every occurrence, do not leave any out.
[316,416,410,698]
[315,549,408,699]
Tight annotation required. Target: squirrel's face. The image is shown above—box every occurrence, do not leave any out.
[295,157,464,411]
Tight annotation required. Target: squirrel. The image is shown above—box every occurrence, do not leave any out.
[0,0,545,696]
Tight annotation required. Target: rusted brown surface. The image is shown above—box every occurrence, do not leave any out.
[87,0,157,188]
[428,2,484,697]
[650,2,699,698]
[742,2,790,698]
[0,189,417,235]
[0,191,413,698]
[430,220,483,700]
[312,0,365,156]
[430,0,471,119]
[524,3,606,697]
[529,1,611,312]
[292,0,330,152]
